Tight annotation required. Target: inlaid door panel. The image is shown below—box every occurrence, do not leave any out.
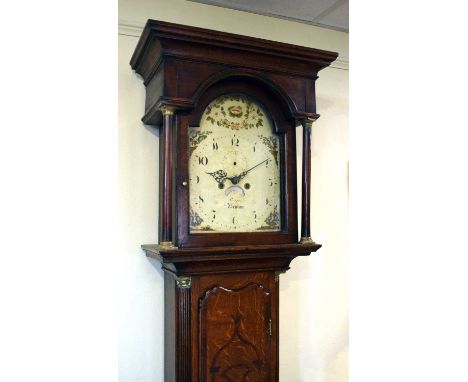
[198,273,275,382]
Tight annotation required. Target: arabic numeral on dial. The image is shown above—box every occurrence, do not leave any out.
[199,195,204,203]
[198,156,208,165]
[231,138,239,146]
[212,141,218,150]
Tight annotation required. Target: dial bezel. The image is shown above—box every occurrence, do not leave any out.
[175,80,298,247]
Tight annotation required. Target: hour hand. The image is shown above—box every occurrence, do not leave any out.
[206,169,227,184]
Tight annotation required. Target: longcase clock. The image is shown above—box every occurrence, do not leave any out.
[130,20,337,382]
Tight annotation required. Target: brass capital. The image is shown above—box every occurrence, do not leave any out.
[160,106,175,116]
[176,276,191,288]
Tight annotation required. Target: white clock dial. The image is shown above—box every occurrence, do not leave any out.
[189,94,281,233]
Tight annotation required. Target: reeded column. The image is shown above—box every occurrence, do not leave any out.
[159,106,176,248]
[300,117,317,244]
[175,276,192,380]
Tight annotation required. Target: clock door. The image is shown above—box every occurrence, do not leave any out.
[176,80,298,247]
[197,273,277,382]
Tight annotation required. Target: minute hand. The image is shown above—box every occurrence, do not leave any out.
[227,159,268,185]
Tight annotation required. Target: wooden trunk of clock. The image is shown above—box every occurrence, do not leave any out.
[131,20,337,381]
[165,271,278,381]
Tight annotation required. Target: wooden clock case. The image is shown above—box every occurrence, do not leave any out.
[130,20,337,381]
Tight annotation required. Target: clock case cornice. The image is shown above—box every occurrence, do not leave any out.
[130,19,338,125]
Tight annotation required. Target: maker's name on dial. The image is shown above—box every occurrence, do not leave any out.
[227,203,244,209]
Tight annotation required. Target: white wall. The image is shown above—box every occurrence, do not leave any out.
[119,1,348,381]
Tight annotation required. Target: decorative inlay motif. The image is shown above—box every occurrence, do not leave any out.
[228,105,243,117]
[190,207,203,227]
[189,130,212,157]
[190,207,214,231]
[258,134,279,166]
[205,95,264,130]
[257,205,279,231]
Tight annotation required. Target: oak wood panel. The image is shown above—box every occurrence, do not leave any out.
[197,272,276,382]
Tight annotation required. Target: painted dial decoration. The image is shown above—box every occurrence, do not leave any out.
[189,94,281,233]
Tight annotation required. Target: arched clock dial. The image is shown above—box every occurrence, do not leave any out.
[189,94,281,233]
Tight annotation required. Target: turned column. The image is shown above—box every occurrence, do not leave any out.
[300,117,317,243]
[159,106,176,248]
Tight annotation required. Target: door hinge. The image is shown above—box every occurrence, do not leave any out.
[268,318,272,336]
